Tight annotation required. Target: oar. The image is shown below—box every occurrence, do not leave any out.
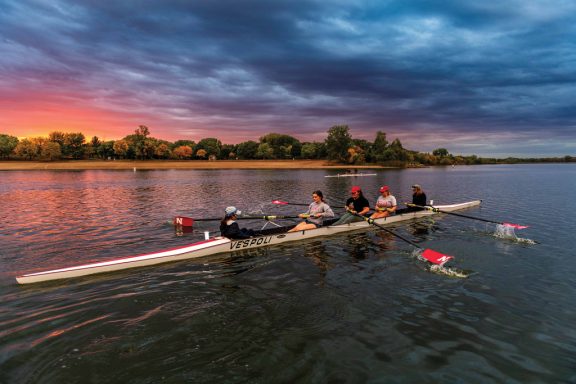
[272,199,357,210]
[174,215,302,227]
[352,213,454,266]
[406,203,528,229]
[272,200,310,207]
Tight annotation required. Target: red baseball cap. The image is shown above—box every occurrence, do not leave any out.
[351,186,361,193]
[379,185,389,192]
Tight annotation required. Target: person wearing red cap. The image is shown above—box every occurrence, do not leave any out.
[370,185,397,219]
[333,186,371,225]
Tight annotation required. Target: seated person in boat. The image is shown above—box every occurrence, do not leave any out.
[370,185,397,219]
[288,190,335,232]
[220,206,257,239]
[407,184,427,211]
[333,186,371,225]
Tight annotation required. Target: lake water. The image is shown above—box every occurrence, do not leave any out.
[1,164,575,383]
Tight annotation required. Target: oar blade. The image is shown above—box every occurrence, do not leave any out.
[272,200,289,205]
[421,249,453,266]
[502,222,529,230]
[173,216,194,227]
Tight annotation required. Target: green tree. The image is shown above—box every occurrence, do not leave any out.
[48,131,66,153]
[97,141,115,159]
[220,144,237,159]
[130,125,151,159]
[301,142,318,159]
[325,125,352,163]
[371,131,388,162]
[256,143,274,159]
[0,134,19,158]
[173,140,195,149]
[432,148,449,157]
[64,133,86,159]
[260,133,301,159]
[194,138,222,159]
[236,140,259,159]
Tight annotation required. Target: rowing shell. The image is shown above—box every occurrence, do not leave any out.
[324,173,377,178]
[15,200,481,284]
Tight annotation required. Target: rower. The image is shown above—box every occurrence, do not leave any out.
[288,190,334,232]
[332,186,371,225]
[220,206,258,239]
[370,185,397,219]
[406,184,427,212]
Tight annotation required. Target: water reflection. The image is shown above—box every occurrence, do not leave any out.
[1,166,576,383]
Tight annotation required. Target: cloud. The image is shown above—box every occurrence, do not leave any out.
[0,0,575,156]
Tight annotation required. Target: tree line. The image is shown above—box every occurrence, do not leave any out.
[0,125,574,166]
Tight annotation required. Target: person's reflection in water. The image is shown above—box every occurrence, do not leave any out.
[303,241,330,281]
[347,233,371,261]
[409,222,431,237]
[374,230,396,251]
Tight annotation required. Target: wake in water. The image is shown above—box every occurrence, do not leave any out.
[412,249,471,278]
[428,264,471,278]
[494,224,537,244]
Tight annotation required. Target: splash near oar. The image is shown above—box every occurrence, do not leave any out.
[173,215,302,228]
[406,204,528,230]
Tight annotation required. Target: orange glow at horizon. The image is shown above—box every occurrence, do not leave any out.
[0,96,143,141]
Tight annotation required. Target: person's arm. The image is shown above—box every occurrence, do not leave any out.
[358,198,371,216]
[388,196,397,214]
[318,203,334,218]
[223,222,250,239]
[300,203,313,218]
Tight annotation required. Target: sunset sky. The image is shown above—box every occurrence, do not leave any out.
[1,0,575,157]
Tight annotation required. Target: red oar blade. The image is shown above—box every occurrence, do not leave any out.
[502,222,529,229]
[272,200,289,205]
[421,249,453,266]
[173,216,194,227]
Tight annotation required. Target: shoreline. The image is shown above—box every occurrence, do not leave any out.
[0,160,391,171]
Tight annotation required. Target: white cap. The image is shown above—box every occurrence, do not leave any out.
[225,206,240,217]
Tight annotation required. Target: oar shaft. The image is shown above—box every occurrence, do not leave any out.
[182,215,302,223]
[409,204,502,225]
[367,218,422,249]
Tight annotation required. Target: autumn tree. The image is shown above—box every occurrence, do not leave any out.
[113,140,129,159]
[40,141,62,160]
[173,145,193,159]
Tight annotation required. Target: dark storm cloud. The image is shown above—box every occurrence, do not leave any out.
[1,0,575,156]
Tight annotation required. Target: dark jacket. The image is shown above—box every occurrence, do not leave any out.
[220,221,256,239]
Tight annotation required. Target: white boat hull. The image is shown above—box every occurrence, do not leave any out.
[16,200,481,284]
